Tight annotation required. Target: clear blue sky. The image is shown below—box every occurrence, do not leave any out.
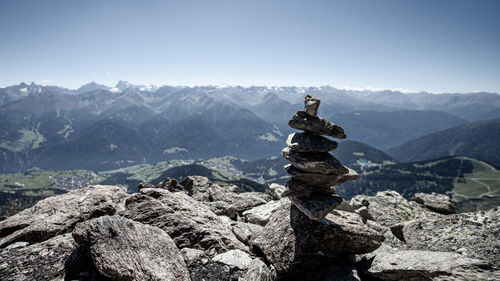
[0,0,499,93]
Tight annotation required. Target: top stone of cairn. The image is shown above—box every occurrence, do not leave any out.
[288,94,346,139]
[304,94,320,116]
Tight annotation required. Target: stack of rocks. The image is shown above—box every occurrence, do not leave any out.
[282,94,358,220]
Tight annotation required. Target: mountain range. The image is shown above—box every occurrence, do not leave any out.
[1,81,500,173]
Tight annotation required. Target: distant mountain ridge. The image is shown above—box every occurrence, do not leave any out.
[389,118,500,168]
[1,81,500,172]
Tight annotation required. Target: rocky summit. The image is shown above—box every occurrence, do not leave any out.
[0,95,499,281]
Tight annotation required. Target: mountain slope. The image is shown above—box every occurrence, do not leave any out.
[330,110,467,150]
[32,119,151,170]
[389,118,500,168]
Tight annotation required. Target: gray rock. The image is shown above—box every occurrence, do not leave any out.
[289,110,346,139]
[285,164,358,188]
[206,201,237,220]
[334,199,356,212]
[304,94,321,116]
[283,178,334,197]
[73,215,190,281]
[349,190,440,228]
[253,202,384,274]
[0,185,129,248]
[181,246,247,281]
[214,191,271,214]
[241,259,274,281]
[180,176,270,213]
[411,192,456,214]
[212,249,253,270]
[242,199,288,226]
[269,183,286,200]
[289,193,343,220]
[0,233,76,281]
[282,147,349,175]
[120,188,248,254]
[181,247,205,263]
[137,182,155,190]
[401,207,500,267]
[155,176,184,191]
[180,175,213,201]
[286,132,338,152]
[367,250,499,281]
[231,221,263,245]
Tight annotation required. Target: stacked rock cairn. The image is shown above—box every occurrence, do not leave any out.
[282,94,358,220]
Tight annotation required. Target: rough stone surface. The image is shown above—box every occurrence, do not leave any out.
[73,215,190,281]
[269,183,286,200]
[231,221,263,245]
[181,246,246,281]
[155,176,184,191]
[137,182,155,190]
[242,199,287,226]
[0,185,129,248]
[367,250,499,281]
[401,207,500,267]
[120,188,248,254]
[0,233,76,281]
[206,201,237,220]
[241,259,274,281]
[283,178,333,197]
[285,164,358,188]
[304,94,321,116]
[282,147,349,175]
[212,249,254,270]
[180,176,270,213]
[181,247,205,263]
[289,110,346,139]
[350,190,440,228]
[411,192,456,215]
[289,193,343,220]
[286,132,338,152]
[253,202,384,274]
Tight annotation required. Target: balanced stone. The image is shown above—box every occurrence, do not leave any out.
[285,164,358,187]
[289,110,346,139]
[304,94,320,116]
[286,132,338,152]
[282,147,349,175]
[282,178,334,197]
[289,193,343,221]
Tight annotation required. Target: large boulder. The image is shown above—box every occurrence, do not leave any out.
[72,215,190,281]
[180,176,271,213]
[0,185,129,248]
[0,234,76,281]
[242,199,287,226]
[411,192,456,214]
[241,259,274,281]
[400,207,500,267]
[350,190,440,228]
[231,221,264,245]
[367,250,499,281]
[120,188,248,254]
[180,247,272,281]
[253,201,384,274]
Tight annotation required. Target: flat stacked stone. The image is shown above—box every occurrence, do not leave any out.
[281,94,358,220]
